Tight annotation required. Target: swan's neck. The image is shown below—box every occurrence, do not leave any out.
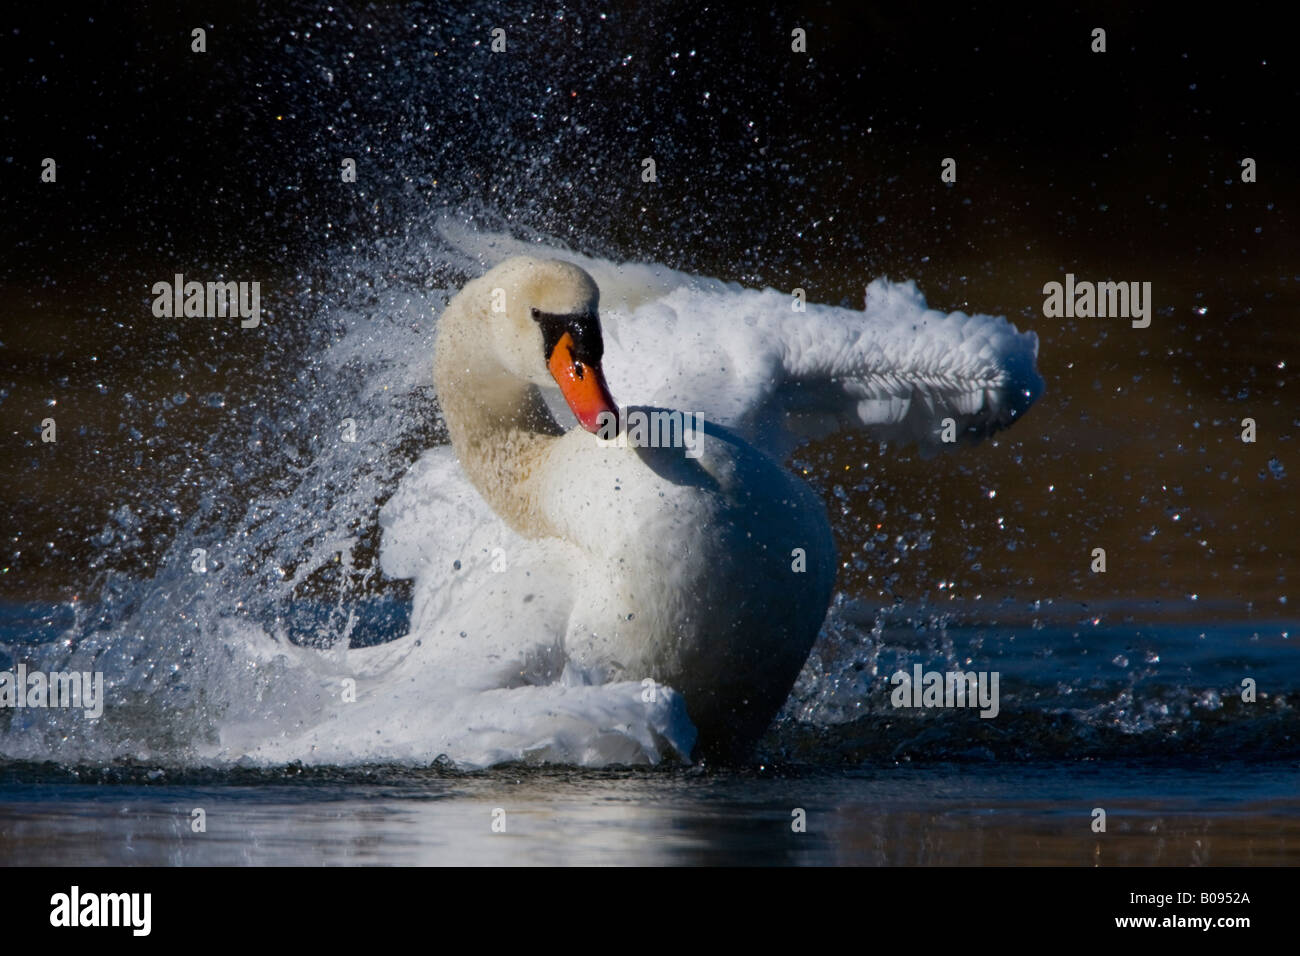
[434,303,564,538]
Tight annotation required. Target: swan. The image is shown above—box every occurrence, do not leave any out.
[402,250,1044,761]
[432,256,837,759]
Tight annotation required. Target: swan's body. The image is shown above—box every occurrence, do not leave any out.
[401,249,1043,760]
[532,417,835,753]
[430,258,835,756]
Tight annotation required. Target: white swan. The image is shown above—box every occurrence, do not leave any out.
[427,257,838,758]
[375,249,1043,761]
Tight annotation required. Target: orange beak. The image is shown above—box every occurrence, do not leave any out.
[547,331,618,433]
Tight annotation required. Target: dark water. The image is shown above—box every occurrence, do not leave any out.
[3,762,1298,866]
[1,2,1297,864]
[2,599,1296,864]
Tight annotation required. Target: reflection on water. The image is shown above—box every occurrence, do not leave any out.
[2,764,1297,865]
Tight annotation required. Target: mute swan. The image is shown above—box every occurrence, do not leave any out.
[433,256,837,758]
[417,253,1043,761]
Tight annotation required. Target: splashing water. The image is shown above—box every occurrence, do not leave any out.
[3,219,1295,770]
[2,3,1295,773]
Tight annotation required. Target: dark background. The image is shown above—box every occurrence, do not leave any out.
[1,1,1295,621]
[2,3,1292,276]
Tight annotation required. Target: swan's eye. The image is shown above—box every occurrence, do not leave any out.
[530,308,604,366]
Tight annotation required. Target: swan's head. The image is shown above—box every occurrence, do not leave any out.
[483,256,618,433]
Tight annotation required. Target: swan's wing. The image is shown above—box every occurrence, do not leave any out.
[600,279,1043,459]
[376,445,576,688]
[234,679,696,768]
[435,221,1042,459]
